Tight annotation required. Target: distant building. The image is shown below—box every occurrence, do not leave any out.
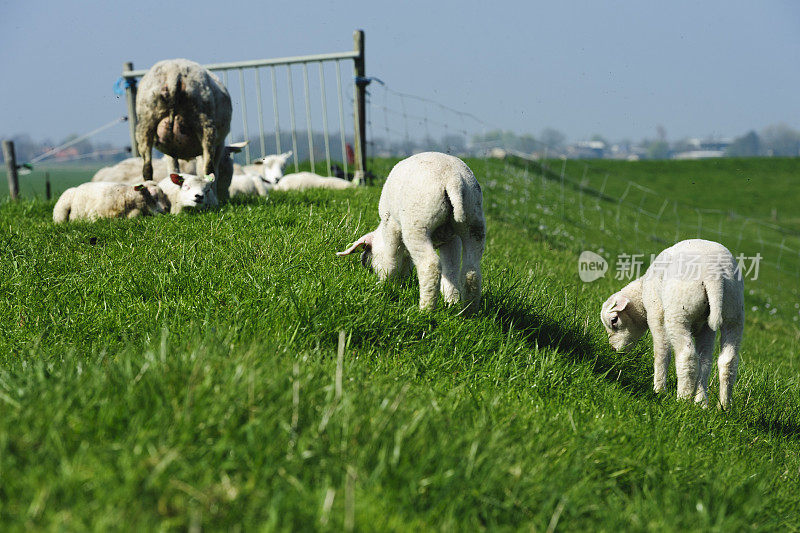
[673,137,731,159]
[567,140,606,159]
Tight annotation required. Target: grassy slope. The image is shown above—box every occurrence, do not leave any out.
[1,158,799,530]
[548,157,800,232]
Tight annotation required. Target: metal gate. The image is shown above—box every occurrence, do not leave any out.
[120,30,367,177]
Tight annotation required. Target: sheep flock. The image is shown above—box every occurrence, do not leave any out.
[51,57,748,410]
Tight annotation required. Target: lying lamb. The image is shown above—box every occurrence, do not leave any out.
[337,152,485,311]
[156,173,218,214]
[228,151,293,198]
[228,172,271,198]
[135,59,233,201]
[240,150,292,181]
[53,181,169,223]
[273,171,359,191]
[600,239,745,409]
[91,155,197,184]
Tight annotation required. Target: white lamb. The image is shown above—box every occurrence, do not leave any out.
[240,150,292,182]
[92,142,247,186]
[600,239,745,409]
[156,173,218,214]
[53,181,170,223]
[273,171,358,191]
[337,152,485,311]
[228,151,292,198]
[91,155,196,184]
[228,172,271,198]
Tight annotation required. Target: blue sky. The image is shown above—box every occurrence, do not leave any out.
[2,0,799,145]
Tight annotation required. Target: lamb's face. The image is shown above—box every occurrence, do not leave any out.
[170,173,218,210]
[257,151,292,184]
[336,229,377,269]
[600,293,646,352]
[134,182,170,214]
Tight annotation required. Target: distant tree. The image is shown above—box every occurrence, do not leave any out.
[726,131,761,157]
[441,134,466,154]
[539,128,566,151]
[517,134,538,154]
[671,138,694,154]
[760,123,800,156]
[645,140,670,159]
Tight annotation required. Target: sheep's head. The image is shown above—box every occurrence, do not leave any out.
[134,181,170,214]
[336,230,383,270]
[600,293,647,352]
[169,173,219,211]
[253,151,292,184]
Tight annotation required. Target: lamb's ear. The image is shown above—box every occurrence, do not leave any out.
[205,173,216,183]
[336,232,374,256]
[227,141,248,153]
[610,295,630,312]
[281,151,293,163]
[170,173,184,186]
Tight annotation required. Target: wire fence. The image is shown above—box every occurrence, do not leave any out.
[351,80,799,318]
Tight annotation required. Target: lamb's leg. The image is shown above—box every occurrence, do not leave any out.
[668,323,699,402]
[459,225,485,313]
[649,317,671,394]
[718,323,742,410]
[439,237,462,305]
[403,227,441,311]
[694,325,716,408]
[168,156,180,173]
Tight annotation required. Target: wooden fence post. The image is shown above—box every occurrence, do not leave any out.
[123,62,139,156]
[2,140,19,200]
[353,30,368,182]
[45,172,51,201]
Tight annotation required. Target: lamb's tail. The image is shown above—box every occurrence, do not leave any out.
[52,189,74,223]
[444,179,467,224]
[703,277,725,331]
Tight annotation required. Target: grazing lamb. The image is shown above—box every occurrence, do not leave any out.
[53,181,170,223]
[135,58,233,201]
[600,239,745,409]
[156,173,218,214]
[337,152,485,311]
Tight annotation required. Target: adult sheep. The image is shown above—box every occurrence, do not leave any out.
[135,59,233,201]
[600,239,745,409]
[337,152,485,312]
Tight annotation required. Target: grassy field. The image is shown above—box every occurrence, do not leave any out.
[1,157,799,529]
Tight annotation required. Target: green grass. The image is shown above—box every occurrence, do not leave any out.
[1,158,799,530]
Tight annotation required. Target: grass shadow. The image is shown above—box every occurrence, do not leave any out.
[481,290,654,396]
